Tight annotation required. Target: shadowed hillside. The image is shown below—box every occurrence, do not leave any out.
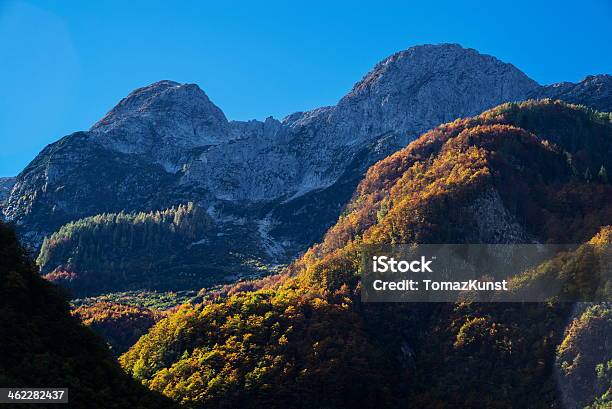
[0,221,176,409]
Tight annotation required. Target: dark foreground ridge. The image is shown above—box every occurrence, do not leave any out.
[0,221,177,409]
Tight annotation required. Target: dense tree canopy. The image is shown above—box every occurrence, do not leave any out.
[37,203,213,296]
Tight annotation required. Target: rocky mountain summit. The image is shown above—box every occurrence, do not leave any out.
[3,44,612,289]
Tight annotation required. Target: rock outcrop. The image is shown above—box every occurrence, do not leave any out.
[0,177,15,212]
[532,74,612,112]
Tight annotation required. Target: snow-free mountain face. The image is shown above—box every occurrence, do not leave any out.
[0,177,15,210]
[3,44,612,287]
[531,74,612,111]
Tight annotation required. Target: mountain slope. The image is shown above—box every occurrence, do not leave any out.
[73,302,165,356]
[0,221,176,409]
[0,177,15,213]
[120,101,612,408]
[532,74,612,112]
[556,302,612,409]
[4,44,612,295]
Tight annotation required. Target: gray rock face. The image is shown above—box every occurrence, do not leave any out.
[0,177,16,214]
[90,80,237,173]
[3,44,611,278]
[531,74,612,112]
[467,189,534,244]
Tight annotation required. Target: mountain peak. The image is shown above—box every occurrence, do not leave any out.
[347,43,538,97]
[91,80,226,132]
[84,80,232,173]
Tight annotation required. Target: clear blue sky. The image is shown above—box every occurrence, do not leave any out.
[1,0,611,176]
